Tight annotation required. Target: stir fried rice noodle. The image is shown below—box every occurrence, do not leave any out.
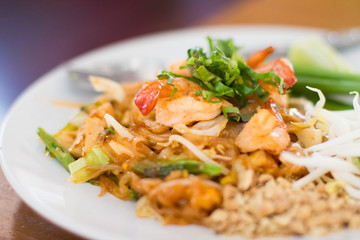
[40,39,360,237]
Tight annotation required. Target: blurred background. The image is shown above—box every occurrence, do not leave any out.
[0,0,238,122]
[1,0,360,239]
[2,0,360,122]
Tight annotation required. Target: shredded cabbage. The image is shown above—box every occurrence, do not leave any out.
[104,113,134,140]
[89,76,125,102]
[108,140,135,158]
[168,134,229,174]
[69,147,110,175]
[68,111,89,128]
[173,115,228,137]
[307,129,360,152]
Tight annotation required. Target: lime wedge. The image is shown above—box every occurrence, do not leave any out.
[288,37,352,72]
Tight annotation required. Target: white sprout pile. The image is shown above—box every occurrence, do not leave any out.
[280,87,360,199]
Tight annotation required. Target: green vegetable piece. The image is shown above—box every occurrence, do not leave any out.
[69,147,110,174]
[88,179,99,186]
[105,128,115,134]
[222,106,255,122]
[56,109,89,136]
[69,147,110,184]
[158,71,178,98]
[214,81,235,97]
[134,160,223,178]
[291,75,360,95]
[240,112,256,122]
[58,123,78,132]
[157,71,206,97]
[196,65,216,82]
[195,89,222,103]
[37,128,75,172]
[129,189,139,201]
[80,101,101,112]
[69,158,88,174]
[202,163,224,176]
[289,37,352,72]
[288,36,360,110]
[352,157,360,170]
[207,37,240,58]
[222,106,241,122]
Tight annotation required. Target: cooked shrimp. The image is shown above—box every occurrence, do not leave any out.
[168,59,191,76]
[235,106,290,155]
[247,46,297,90]
[134,78,199,116]
[255,57,297,90]
[246,46,275,68]
[155,96,224,126]
[134,78,226,126]
[255,57,297,106]
[145,177,222,224]
[260,83,288,107]
[247,46,297,106]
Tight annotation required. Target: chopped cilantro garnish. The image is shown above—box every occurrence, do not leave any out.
[222,106,256,122]
[157,37,285,122]
[222,106,241,122]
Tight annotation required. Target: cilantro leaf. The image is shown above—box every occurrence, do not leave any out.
[157,37,286,122]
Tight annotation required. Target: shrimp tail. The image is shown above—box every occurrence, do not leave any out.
[246,46,275,68]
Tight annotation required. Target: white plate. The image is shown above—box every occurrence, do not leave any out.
[2,25,360,240]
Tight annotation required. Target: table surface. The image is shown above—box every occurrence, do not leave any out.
[1,0,360,239]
